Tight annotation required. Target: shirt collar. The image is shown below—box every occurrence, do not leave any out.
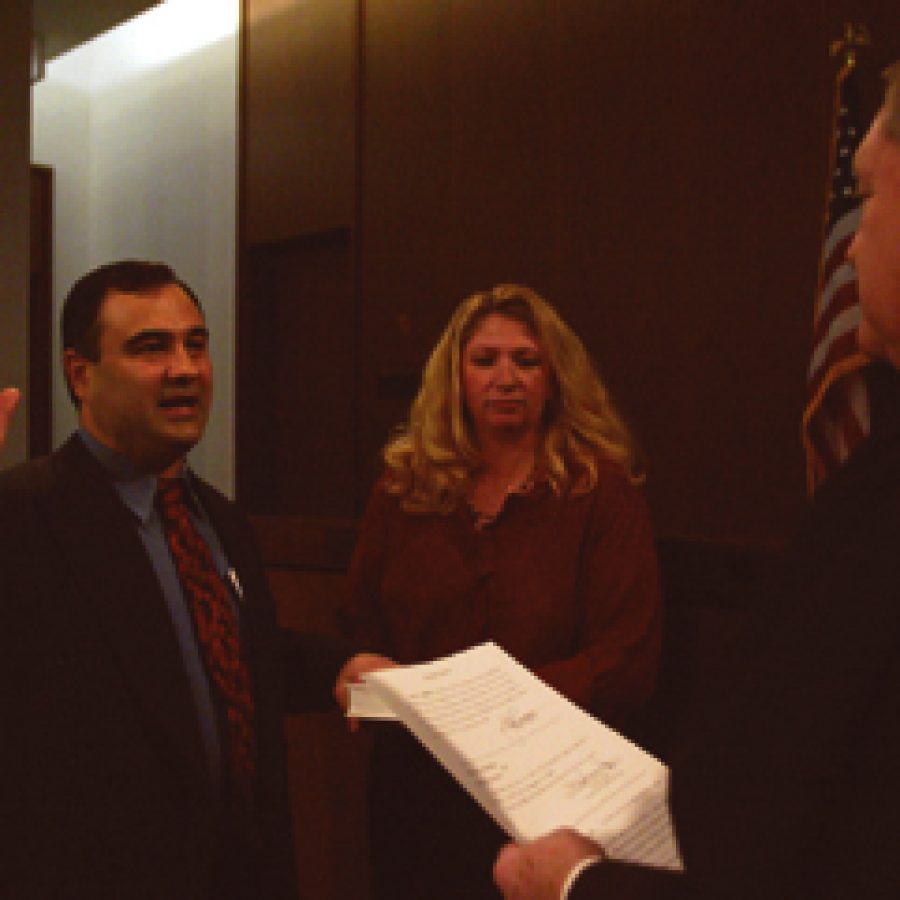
[470,465,541,530]
[77,428,199,525]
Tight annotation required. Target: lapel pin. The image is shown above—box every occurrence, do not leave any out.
[227,567,244,602]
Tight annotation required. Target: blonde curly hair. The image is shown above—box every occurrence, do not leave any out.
[383,284,643,514]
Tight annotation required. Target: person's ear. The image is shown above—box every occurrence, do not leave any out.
[63,349,92,404]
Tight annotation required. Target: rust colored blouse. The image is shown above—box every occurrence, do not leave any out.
[342,454,662,723]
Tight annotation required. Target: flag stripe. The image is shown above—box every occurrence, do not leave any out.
[820,206,860,270]
[809,300,860,382]
[817,238,857,314]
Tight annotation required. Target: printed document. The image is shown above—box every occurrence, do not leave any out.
[349,641,682,870]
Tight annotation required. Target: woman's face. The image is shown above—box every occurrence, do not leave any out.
[461,313,550,441]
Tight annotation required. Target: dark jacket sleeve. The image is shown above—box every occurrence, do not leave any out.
[569,861,684,900]
[612,431,900,900]
[195,478,356,714]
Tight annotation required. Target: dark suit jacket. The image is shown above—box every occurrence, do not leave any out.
[0,435,351,899]
[571,420,900,899]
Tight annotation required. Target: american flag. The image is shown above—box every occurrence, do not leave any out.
[802,58,871,495]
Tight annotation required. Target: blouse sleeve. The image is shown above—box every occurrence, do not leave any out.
[337,482,394,654]
[534,462,663,725]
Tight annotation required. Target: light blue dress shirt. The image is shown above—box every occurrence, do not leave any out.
[79,429,236,792]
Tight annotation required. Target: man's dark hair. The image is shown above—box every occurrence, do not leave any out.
[62,260,204,406]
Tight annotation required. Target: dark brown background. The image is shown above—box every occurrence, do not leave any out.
[240,0,899,544]
[236,4,900,897]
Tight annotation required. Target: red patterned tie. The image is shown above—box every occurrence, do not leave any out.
[157,478,256,801]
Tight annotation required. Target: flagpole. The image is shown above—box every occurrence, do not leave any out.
[829,22,870,69]
[815,23,869,294]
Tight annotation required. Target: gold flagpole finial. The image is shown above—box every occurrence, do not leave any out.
[830,22,871,68]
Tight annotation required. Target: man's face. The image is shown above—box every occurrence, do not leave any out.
[848,94,900,367]
[65,283,212,475]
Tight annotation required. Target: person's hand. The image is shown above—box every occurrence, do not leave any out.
[334,652,397,731]
[493,829,604,900]
[0,387,21,452]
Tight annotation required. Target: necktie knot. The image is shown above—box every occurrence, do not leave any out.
[157,477,188,517]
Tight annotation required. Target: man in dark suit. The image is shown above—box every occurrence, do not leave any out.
[493,60,900,900]
[0,261,382,898]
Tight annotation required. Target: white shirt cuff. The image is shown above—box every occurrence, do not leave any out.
[560,855,603,900]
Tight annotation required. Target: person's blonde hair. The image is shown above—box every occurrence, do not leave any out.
[383,284,643,513]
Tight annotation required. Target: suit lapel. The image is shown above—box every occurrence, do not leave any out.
[46,436,209,788]
[191,477,268,625]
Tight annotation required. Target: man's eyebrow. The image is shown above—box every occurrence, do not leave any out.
[123,327,209,350]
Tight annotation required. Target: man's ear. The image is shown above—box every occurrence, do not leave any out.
[63,349,91,404]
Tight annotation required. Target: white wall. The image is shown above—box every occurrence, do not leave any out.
[0,0,30,464]
[32,0,239,495]
[31,79,91,449]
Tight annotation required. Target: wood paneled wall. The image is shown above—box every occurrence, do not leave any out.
[241,0,900,542]
[239,10,899,897]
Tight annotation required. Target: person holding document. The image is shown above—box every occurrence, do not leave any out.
[0,261,385,897]
[341,284,662,899]
[493,61,900,900]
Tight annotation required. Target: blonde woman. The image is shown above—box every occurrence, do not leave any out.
[342,285,661,900]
